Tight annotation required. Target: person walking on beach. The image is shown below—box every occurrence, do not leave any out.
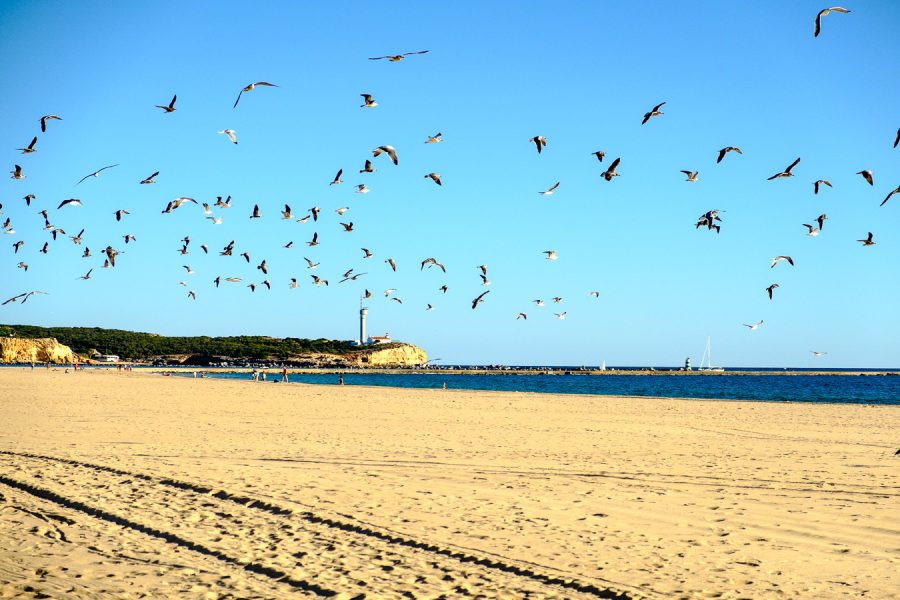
[281,367,288,383]
[339,374,344,386]
[251,369,258,382]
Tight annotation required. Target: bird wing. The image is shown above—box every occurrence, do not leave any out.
[385,147,398,164]
[653,101,666,111]
[814,11,823,36]
[169,95,177,108]
[786,157,801,173]
[548,182,560,192]
[471,290,489,309]
[3,293,26,305]
[716,149,727,163]
[74,173,92,186]
[99,164,119,173]
[28,137,37,150]
[609,157,620,171]
[881,187,899,207]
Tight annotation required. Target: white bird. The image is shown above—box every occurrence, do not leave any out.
[533,299,544,306]
[233,81,278,108]
[681,170,699,182]
[743,320,764,331]
[207,216,223,225]
[539,182,560,195]
[588,291,600,298]
[335,207,349,215]
[360,93,378,108]
[543,250,558,261]
[770,256,794,268]
[372,145,398,165]
[356,184,370,194]
[811,351,828,357]
[554,312,567,320]
[218,129,238,144]
[75,164,118,186]
[803,223,820,237]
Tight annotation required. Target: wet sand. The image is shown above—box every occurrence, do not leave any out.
[1,368,897,598]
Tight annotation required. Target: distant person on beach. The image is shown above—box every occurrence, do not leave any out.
[281,367,288,383]
[261,372,266,381]
[251,369,258,382]
[339,374,344,386]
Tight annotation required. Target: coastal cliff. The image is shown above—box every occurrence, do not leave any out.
[356,344,427,367]
[0,337,75,364]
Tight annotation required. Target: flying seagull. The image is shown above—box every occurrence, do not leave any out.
[155,95,177,113]
[361,248,373,258]
[881,185,900,207]
[2,291,48,305]
[770,256,794,268]
[250,204,262,219]
[335,207,349,215]
[717,147,742,163]
[218,129,238,144]
[233,82,278,108]
[601,158,621,181]
[681,170,699,182]
[39,115,62,132]
[17,137,37,154]
[340,221,353,232]
[368,50,429,61]
[743,320,764,331]
[539,182,560,195]
[114,209,130,221]
[516,312,527,320]
[592,151,606,162]
[424,133,442,144]
[811,351,828,357]
[543,250,558,261]
[530,135,547,154]
[816,214,827,230]
[280,204,292,219]
[641,102,665,124]
[767,158,800,180]
[555,312,567,320]
[471,290,490,309]
[813,179,832,194]
[104,246,119,267]
[360,93,378,108]
[803,223,820,236]
[857,232,875,246]
[307,232,318,247]
[356,184,370,194]
[814,7,850,37]
[10,165,25,180]
[766,283,779,300]
[857,170,874,186]
[360,159,375,173]
[140,171,159,184]
[330,169,343,185]
[79,269,93,281]
[76,164,119,186]
[386,258,397,272]
[372,145,398,165]
[425,172,442,186]
[57,198,82,209]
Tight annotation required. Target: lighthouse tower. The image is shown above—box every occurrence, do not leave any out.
[359,303,368,346]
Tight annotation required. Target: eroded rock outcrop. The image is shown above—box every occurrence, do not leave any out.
[0,337,74,364]
[357,343,427,367]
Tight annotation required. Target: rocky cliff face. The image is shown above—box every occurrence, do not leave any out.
[0,337,75,364]
[357,344,427,367]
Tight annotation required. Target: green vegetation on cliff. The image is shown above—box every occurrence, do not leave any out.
[0,324,355,361]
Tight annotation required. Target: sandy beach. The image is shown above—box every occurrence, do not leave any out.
[1,368,897,599]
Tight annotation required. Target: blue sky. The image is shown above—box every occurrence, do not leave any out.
[2,1,899,367]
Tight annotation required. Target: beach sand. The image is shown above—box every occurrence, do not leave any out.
[1,369,897,599]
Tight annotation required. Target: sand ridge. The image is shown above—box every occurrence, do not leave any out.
[1,368,898,598]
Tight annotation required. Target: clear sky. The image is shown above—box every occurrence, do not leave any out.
[2,1,899,367]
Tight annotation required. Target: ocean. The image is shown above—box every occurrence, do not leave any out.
[169,370,900,405]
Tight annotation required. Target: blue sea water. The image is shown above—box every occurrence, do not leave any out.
[174,371,900,405]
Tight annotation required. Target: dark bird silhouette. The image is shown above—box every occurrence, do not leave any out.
[155,95,177,113]
[601,158,621,181]
[471,290,490,309]
[17,137,37,154]
[530,135,547,154]
[813,179,831,194]
[368,50,429,61]
[767,157,800,180]
[881,185,900,207]
[140,171,159,184]
[330,169,343,186]
[857,232,875,246]
[717,147,742,163]
[76,164,119,186]
[234,82,278,108]
[39,115,62,132]
[57,198,82,209]
[641,102,665,124]
[766,283,779,300]
[814,7,850,37]
[591,151,605,162]
[857,170,874,186]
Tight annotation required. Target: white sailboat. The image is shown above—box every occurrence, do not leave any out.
[697,337,724,372]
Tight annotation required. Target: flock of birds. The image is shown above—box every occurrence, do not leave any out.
[3,8,899,358]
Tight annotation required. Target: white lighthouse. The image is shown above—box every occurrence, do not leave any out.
[359,305,368,347]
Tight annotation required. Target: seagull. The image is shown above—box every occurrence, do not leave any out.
[310,206,320,221]
[289,278,298,289]
[104,246,119,267]
[766,283,779,299]
[261,280,271,290]
[857,170,874,186]
[23,194,35,206]
[588,291,600,298]
[372,145,398,165]
[182,265,194,274]
[10,165,25,180]
[140,171,159,184]
[311,274,328,286]
[529,135,547,154]
[539,182,560,195]
[155,95,177,113]
[425,173,442,186]
[218,129,238,144]
[214,195,232,208]
[554,312,567,320]
[284,241,294,249]
[543,250,558,261]
[424,132,442,144]
[307,232,319,247]
[76,164,119,186]
[478,264,488,277]
[813,179,832,194]
[365,289,372,298]
[743,320,764,331]
[439,285,448,293]
[803,223,820,236]
[356,184,370,194]
[223,277,242,284]
[330,169,343,185]
[39,115,62,132]
[233,81,278,108]
[814,7,850,37]
[13,240,24,253]
[881,185,900,207]
[240,251,251,263]
[391,297,403,304]
[361,248,373,259]
[895,128,900,149]
[39,242,49,254]
[360,93,378,108]
[681,170,699,182]
[339,272,367,283]
[200,244,208,253]
[360,159,375,173]
[716,147,743,164]
[770,256,794,268]
[202,203,212,215]
[340,222,353,232]
[696,213,722,233]
[297,215,310,223]
[17,262,27,271]
[248,283,257,293]
[123,234,136,244]
[187,290,196,300]
[114,209,130,221]
[220,240,235,256]
[57,198,82,209]
[641,102,665,124]
[304,257,319,269]
[82,248,91,258]
[250,204,262,218]
[2,291,47,305]
[767,157,800,180]
[472,290,490,309]
[257,260,268,275]
[207,216,223,225]
[385,258,397,272]
[420,258,446,272]
[816,214,827,230]
[533,299,544,306]
[601,158,621,181]
[280,204,291,219]
[516,313,527,320]
[857,232,875,246]
[480,274,491,286]
[79,269,92,281]
[811,351,828,357]
[335,207,349,215]
[591,151,606,162]
[17,137,38,154]
[368,50,429,61]
[426,304,434,311]
[552,297,563,303]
